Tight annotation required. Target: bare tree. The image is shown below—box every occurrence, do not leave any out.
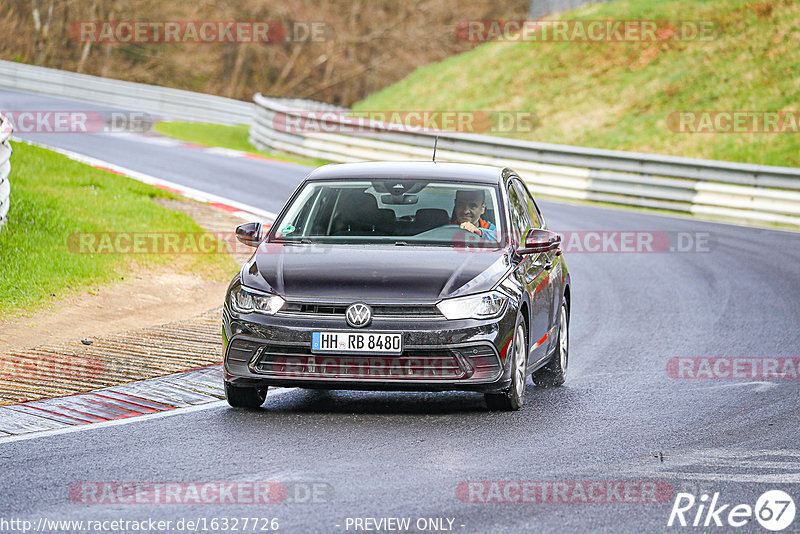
[0,0,528,105]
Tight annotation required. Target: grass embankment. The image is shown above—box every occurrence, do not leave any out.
[354,0,800,168]
[0,142,236,319]
[153,122,328,167]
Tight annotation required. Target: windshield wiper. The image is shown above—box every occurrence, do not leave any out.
[393,241,456,248]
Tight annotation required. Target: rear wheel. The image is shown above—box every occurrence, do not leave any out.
[532,302,568,387]
[485,316,527,411]
[225,382,268,409]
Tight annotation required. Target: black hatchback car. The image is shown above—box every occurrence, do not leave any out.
[223,162,570,410]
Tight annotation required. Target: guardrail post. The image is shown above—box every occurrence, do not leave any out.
[0,114,12,232]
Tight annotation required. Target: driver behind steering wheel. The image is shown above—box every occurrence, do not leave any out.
[452,189,497,240]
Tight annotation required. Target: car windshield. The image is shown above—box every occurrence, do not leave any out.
[271,179,504,247]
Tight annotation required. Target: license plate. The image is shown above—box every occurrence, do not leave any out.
[311,331,402,354]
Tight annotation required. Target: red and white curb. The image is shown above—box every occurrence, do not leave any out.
[0,365,224,437]
[11,136,278,224]
[0,365,292,443]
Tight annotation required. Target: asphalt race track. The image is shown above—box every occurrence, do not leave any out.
[0,89,303,214]
[1,88,799,533]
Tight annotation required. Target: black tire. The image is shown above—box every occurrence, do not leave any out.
[225,382,268,408]
[532,302,568,388]
[485,314,528,411]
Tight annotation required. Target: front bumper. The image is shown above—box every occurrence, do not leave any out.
[222,304,517,393]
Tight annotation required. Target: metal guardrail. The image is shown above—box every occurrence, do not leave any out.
[250,93,800,226]
[0,114,12,231]
[0,60,252,125]
[1,59,798,227]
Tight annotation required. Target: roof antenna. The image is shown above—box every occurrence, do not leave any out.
[432,136,438,162]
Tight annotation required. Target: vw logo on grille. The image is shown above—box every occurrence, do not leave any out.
[345,303,372,328]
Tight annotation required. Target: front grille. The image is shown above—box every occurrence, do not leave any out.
[227,337,503,383]
[373,305,442,317]
[287,304,347,315]
[279,303,444,319]
[252,343,464,380]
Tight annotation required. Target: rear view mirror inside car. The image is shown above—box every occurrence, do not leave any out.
[380,193,419,205]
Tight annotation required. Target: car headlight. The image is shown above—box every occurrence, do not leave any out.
[230,286,285,315]
[436,291,508,320]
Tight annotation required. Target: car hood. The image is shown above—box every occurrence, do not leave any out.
[241,243,511,302]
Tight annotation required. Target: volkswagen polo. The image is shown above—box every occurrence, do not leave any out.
[223,162,570,411]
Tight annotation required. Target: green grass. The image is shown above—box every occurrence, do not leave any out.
[153,122,328,167]
[354,0,800,167]
[0,142,236,319]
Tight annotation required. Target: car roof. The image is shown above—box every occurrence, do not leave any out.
[305,162,507,185]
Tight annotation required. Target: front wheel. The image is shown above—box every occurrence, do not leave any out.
[225,382,268,409]
[485,316,527,411]
[532,302,568,388]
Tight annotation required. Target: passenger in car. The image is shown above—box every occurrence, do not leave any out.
[452,189,497,240]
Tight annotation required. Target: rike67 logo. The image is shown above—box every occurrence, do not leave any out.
[668,490,796,531]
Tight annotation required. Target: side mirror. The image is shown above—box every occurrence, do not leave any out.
[517,229,561,255]
[235,222,264,247]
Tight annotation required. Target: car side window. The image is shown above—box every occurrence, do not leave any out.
[506,181,530,244]
[512,179,541,229]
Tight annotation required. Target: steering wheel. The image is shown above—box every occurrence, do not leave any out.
[415,224,484,244]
